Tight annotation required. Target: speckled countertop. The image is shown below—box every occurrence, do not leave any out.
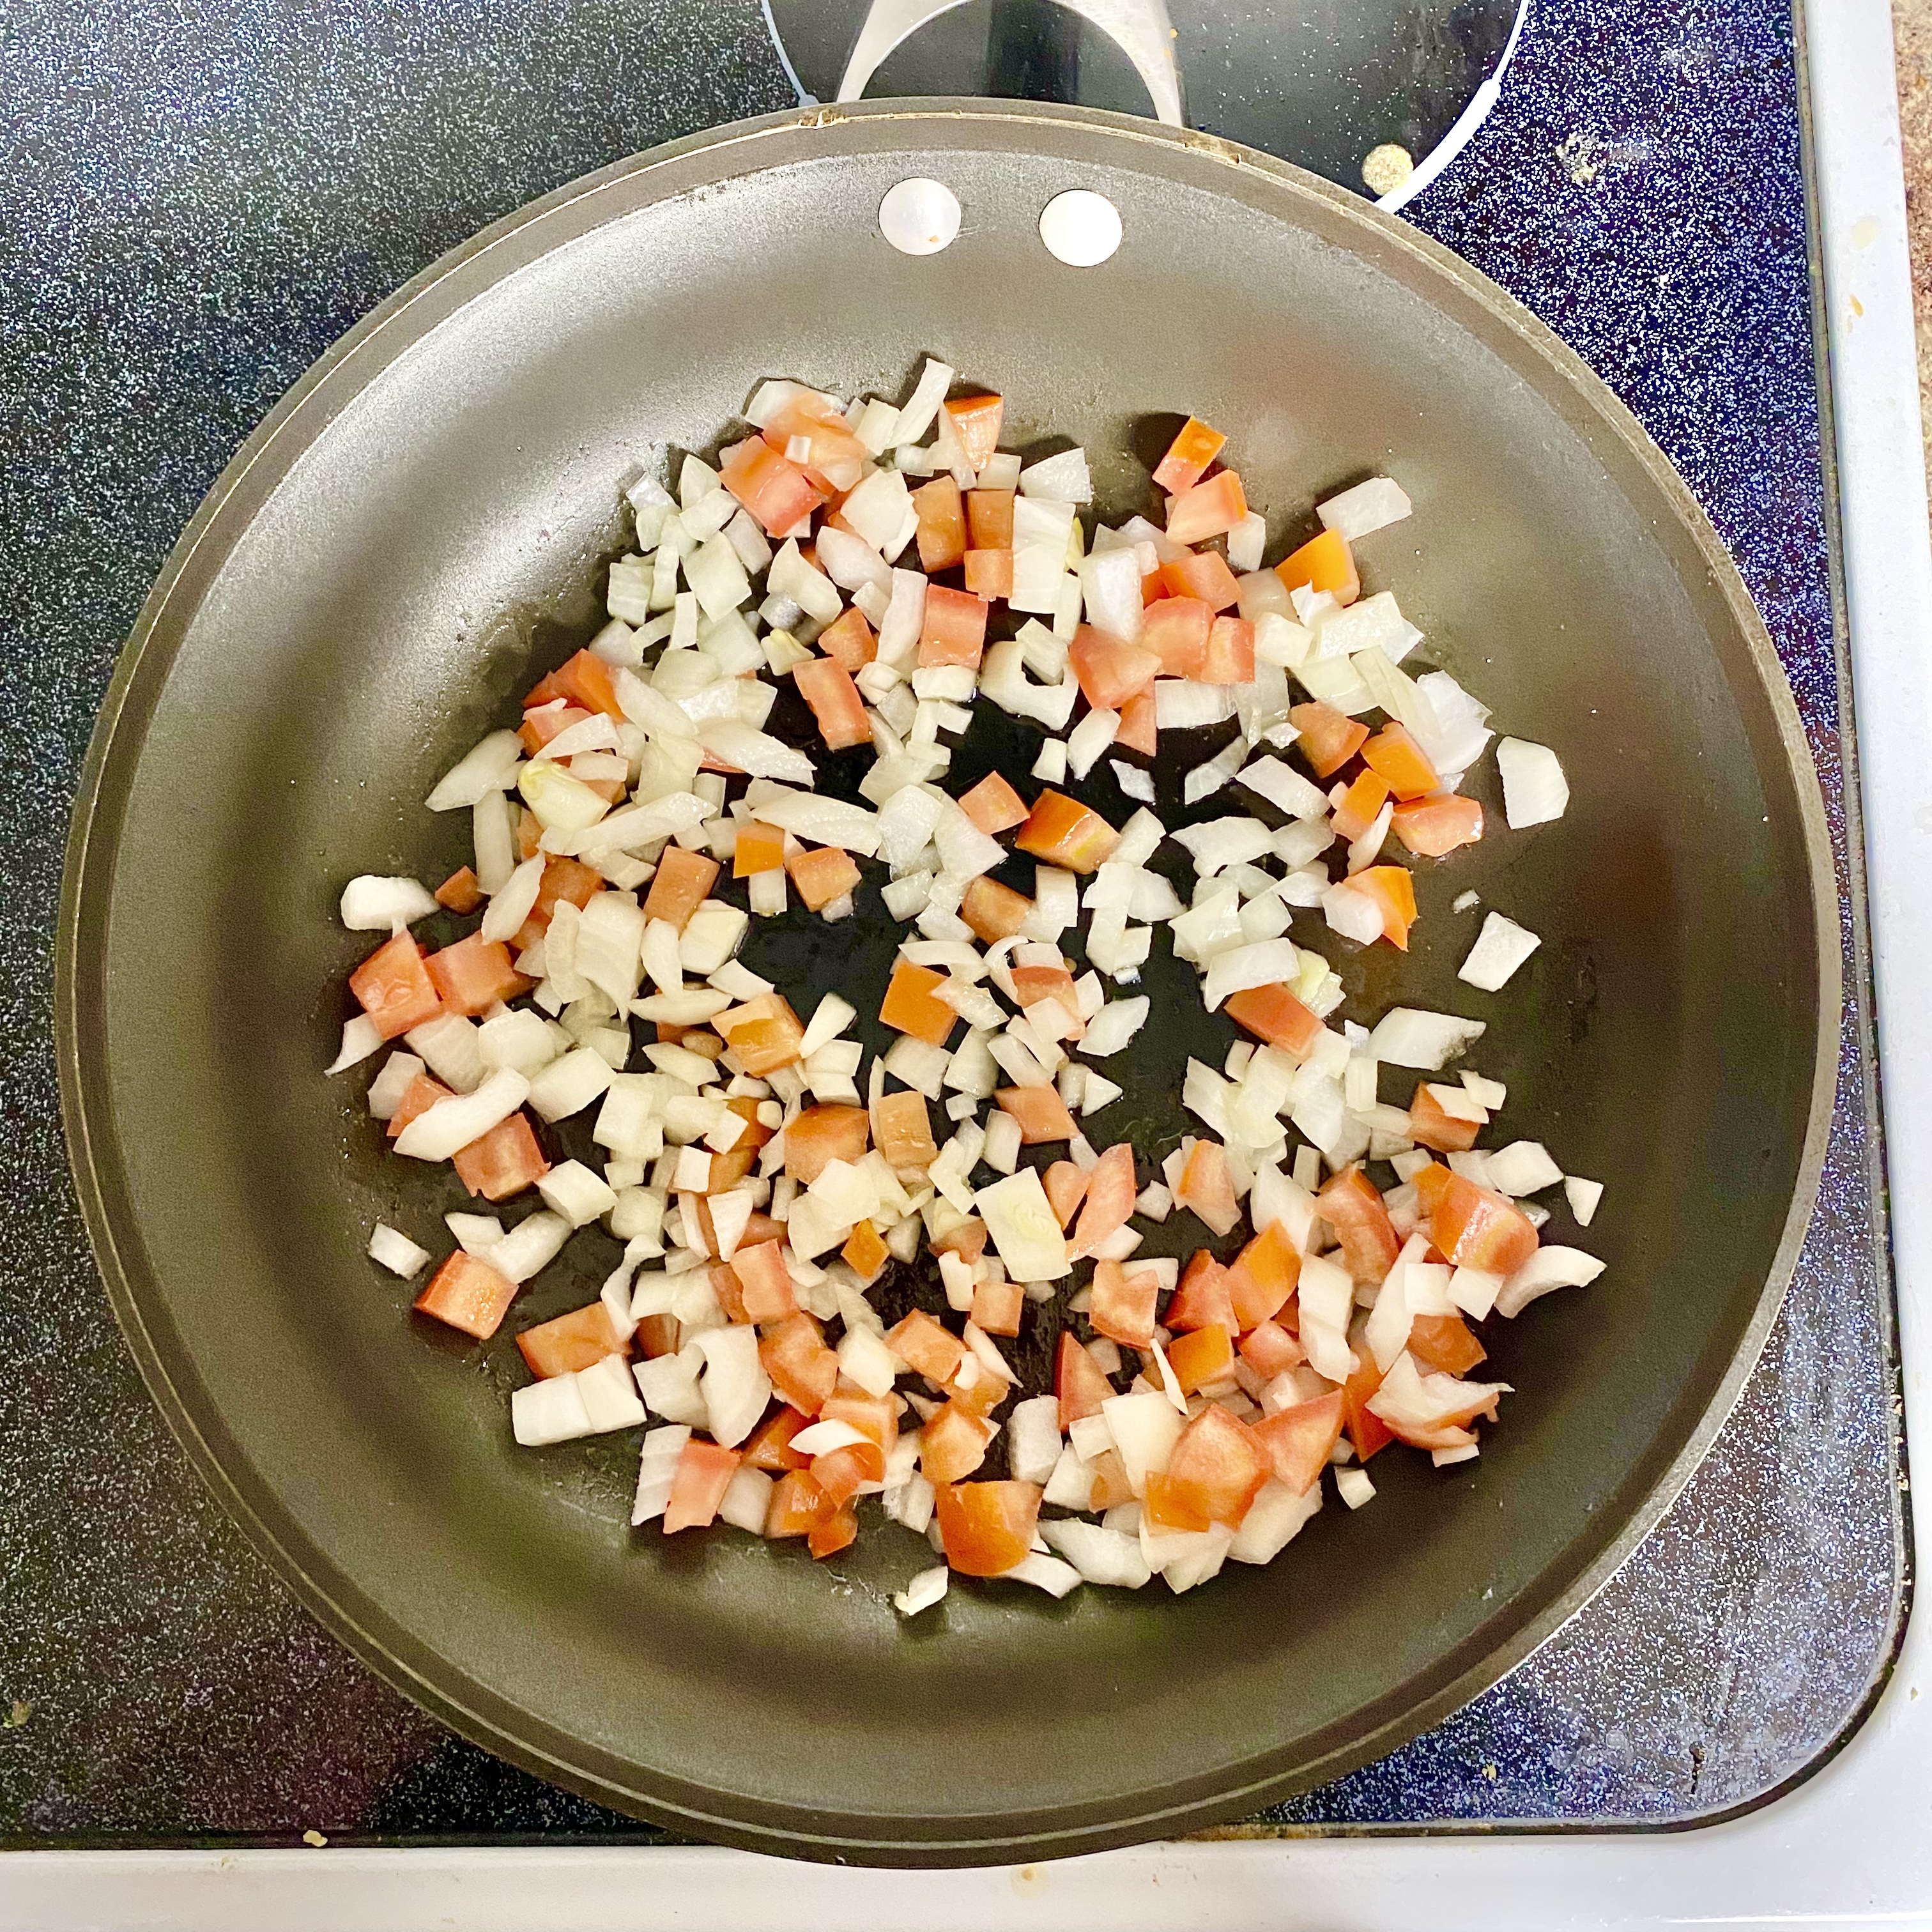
[0,0,1905,1843]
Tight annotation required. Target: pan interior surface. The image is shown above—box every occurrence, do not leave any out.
[61,106,1831,1860]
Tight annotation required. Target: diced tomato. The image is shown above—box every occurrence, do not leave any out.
[716,992,806,1075]
[1137,596,1211,679]
[521,701,590,755]
[516,1301,629,1378]
[1289,700,1370,778]
[516,808,542,861]
[971,1276,1023,1337]
[1409,1312,1489,1377]
[525,648,624,721]
[1069,625,1162,710]
[1012,962,1081,1027]
[1224,982,1324,1059]
[1116,691,1157,755]
[385,1071,452,1140]
[744,1405,813,1472]
[640,845,719,933]
[788,843,861,912]
[1055,1330,1114,1429]
[1408,1080,1482,1154]
[760,393,869,493]
[1158,548,1241,611]
[700,1147,756,1195]
[758,1312,840,1417]
[965,487,1015,549]
[414,1250,518,1340]
[1239,1318,1305,1379]
[1089,1259,1158,1347]
[1015,790,1120,873]
[349,931,443,1040]
[995,1085,1077,1144]
[964,549,1013,599]
[1340,1349,1396,1461]
[824,1390,898,1454]
[815,606,876,674]
[1167,1322,1235,1395]
[1252,1392,1346,1492]
[732,820,786,877]
[931,1218,989,1264]
[435,866,483,914]
[872,1089,938,1174]
[1203,615,1255,684]
[663,1438,742,1533]
[944,393,1005,470]
[1143,1471,1213,1532]
[512,854,602,950]
[783,1102,870,1183]
[1350,865,1418,949]
[424,933,528,1017]
[1412,1160,1455,1218]
[1362,723,1443,801]
[1089,1446,1135,1510]
[1167,1251,1236,1333]
[812,1437,885,1507]
[808,1502,859,1560]
[739,1209,785,1246]
[1042,1159,1089,1227]
[878,961,958,1046]
[1068,1142,1136,1257]
[1226,1221,1301,1330]
[958,771,1029,836]
[956,880,1031,950]
[1429,1172,1541,1275]
[728,1239,798,1323]
[841,1220,888,1281]
[765,1468,828,1538]
[1317,1167,1401,1285]
[723,437,827,537]
[887,1308,967,1386]
[452,1112,549,1202]
[1152,417,1227,495]
[793,655,871,751]
[912,475,967,572]
[1176,1139,1239,1236]
[703,1254,748,1320]
[1159,1404,1270,1526]
[919,585,991,670]
[1166,469,1247,545]
[1330,769,1392,843]
[934,1479,1042,1577]
[1392,794,1484,857]
[1275,526,1360,606]
[921,1401,997,1485]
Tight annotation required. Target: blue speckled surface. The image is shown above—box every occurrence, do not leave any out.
[0,0,1902,1842]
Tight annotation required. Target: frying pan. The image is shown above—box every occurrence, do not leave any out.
[56,100,1837,1862]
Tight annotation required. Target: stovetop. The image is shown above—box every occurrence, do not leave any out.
[0,0,1903,1844]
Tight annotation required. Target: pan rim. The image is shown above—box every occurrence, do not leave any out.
[54,97,1843,1862]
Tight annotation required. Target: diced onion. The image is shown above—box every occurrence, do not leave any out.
[1497,737,1570,828]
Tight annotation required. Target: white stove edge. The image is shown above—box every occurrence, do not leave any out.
[10,3,1928,1924]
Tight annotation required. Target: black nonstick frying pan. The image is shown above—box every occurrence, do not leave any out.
[56,100,1836,1862]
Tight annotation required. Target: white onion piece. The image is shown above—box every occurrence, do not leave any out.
[981,638,1078,728]
[1459,910,1542,993]
[1497,737,1570,828]
[1154,679,1238,730]
[427,729,523,811]
[328,1015,384,1075]
[1080,996,1149,1058]
[367,1223,432,1278]
[1202,938,1301,1013]
[1002,1551,1084,1597]
[339,875,438,933]
[1487,1140,1565,1197]
[893,1565,950,1617]
[1078,547,1144,641]
[393,1068,530,1161]
[691,1325,770,1448]
[1322,878,1385,946]
[891,357,955,445]
[1236,754,1328,822]
[744,787,882,856]
[630,1423,693,1521]
[1006,1395,1064,1485]
[1102,1392,1184,1496]
[1172,816,1274,875]
[1230,1476,1322,1563]
[405,1013,485,1094]
[1565,1176,1604,1227]
[1336,1468,1376,1510]
[514,1376,594,1448]
[1317,475,1412,540]
[1065,705,1119,779]
[1019,447,1092,503]
[974,1169,1070,1282]
[1494,1245,1605,1319]
[1368,1008,1487,1070]
[1042,1519,1151,1586]
[1296,1253,1358,1383]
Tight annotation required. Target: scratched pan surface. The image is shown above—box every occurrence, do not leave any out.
[56,102,1836,1863]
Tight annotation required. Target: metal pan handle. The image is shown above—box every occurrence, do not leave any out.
[835,0,1185,128]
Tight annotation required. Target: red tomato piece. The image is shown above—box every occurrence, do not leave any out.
[1430,1173,1541,1276]
[424,932,528,1017]
[958,771,1029,835]
[1041,1159,1089,1228]
[1203,615,1256,684]
[964,549,1014,599]
[435,866,483,914]
[1289,700,1370,778]
[512,854,602,951]
[815,606,876,674]
[808,1501,859,1561]
[1069,624,1162,710]
[1340,1350,1396,1461]
[1226,1220,1301,1331]
[414,1250,518,1340]
[931,1218,989,1264]
[349,931,443,1041]
[1318,1167,1402,1285]
[1361,723,1443,801]
[1408,1312,1489,1377]
[1137,596,1211,679]
[878,961,958,1046]
[1160,1404,1271,1525]
[1089,1258,1159,1347]
[1015,790,1120,873]
[1223,982,1324,1059]
[662,1438,742,1533]
[1068,1142,1137,1258]
[715,992,806,1075]
[793,655,871,751]
[729,1239,798,1324]
[722,437,827,537]
[921,1401,997,1485]
[944,393,1006,470]
[1238,1318,1305,1379]
[1408,1080,1482,1154]
[873,1089,939,1175]
[519,702,591,756]
[971,1276,1024,1337]
[1167,1322,1235,1395]
[1350,865,1419,949]
[1152,417,1227,494]
[812,1438,885,1507]
[934,1480,1042,1577]
[1055,1330,1114,1429]
[1116,690,1157,755]
[765,1468,829,1538]
[640,845,719,933]
[995,1085,1078,1145]
[1166,470,1248,545]
[732,821,786,878]
[919,584,990,668]
[822,1390,897,1455]
[787,844,861,912]
[1166,1251,1237,1333]
[1175,1139,1240,1236]
[516,1301,629,1378]
[525,648,624,722]
[1158,548,1242,611]
[965,486,1015,549]
[887,1308,967,1387]
[1392,794,1484,857]
[1330,769,1392,843]
[758,1312,840,1418]
[1252,1392,1346,1492]
[452,1111,549,1202]
[841,1220,888,1282]
[912,475,967,571]
[962,875,1034,943]
[385,1071,452,1140]
[744,1406,813,1472]
[783,1102,871,1183]
[762,394,870,493]
[1275,526,1360,606]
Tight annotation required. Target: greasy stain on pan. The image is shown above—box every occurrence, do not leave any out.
[55,102,1837,1864]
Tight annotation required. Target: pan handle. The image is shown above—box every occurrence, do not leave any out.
[835,0,1186,129]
